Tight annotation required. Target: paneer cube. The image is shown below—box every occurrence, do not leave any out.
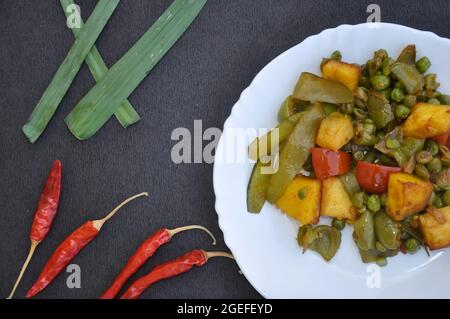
[420,206,450,250]
[387,173,433,221]
[277,176,321,225]
[321,177,357,221]
[403,103,450,139]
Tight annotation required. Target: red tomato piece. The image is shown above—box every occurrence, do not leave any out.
[356,161,401,194]
[311,148,351,180]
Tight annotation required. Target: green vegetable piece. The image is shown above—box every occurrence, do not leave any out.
[403,94,417,108]
[60,0,140,128]
[415,163,430,181]
[425,140,440,156]
[428,98,441,105]
[405,238,421,254]
[370,74,391,91]
[353,210,376,251]
[416,57,432,74]
[248,112,303,161]
[400,137,424,159]
[416,151,433,164]
[386,137,400,149]
[391,88,406,103]
[352,192,367,209]
[266,104,324,203]
[395,104,410,119]
[66,0,208,140]
[339,103,354,115]
[339,172,362,196]
[297,225,342,262]
[247,161,272,213]
[391,62,424,95]
[376,257,388,267]
[374,211,401,250]
[332,218,346,231]
[322,103,339,117]
[331,50,342,61]
[434,196,445,208]
[380,193,387,207]
[437,94,450,105]
[22,0,120,143]
[367,91,394,129]
[443,190,450,206]
[427,158,442,174]
[397,45,416,65]
[367,195,381,213]
[293,72,354,104]
[424,74,440,91]
[278,96,303,122]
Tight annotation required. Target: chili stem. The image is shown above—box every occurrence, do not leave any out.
[93,192,149,230]
[167,225,217,245]
[6,240,39,299]
[203,251,235,261]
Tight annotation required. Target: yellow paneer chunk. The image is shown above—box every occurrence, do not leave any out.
[276,176,321,225]
[403,103,450,139]
[420,206,450,250]
[321,177,357,221]
[387,173,433,221]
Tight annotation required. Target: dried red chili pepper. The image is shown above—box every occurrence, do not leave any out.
[120,250,234,299]
[26,192,148,298]
[7,160,62,299]
[100,225,216,299]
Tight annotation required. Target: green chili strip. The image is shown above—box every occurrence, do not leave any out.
[22,0,120,143]
[60,0,140,128]
[66,0,207,140]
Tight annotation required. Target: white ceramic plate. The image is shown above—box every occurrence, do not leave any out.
[213,23,450,299]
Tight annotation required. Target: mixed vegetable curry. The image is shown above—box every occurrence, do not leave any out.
[247,45,450,266]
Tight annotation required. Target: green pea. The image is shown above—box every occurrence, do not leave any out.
[353,151,365,161]
[405,238,421,254]
[403,95,417,108]
[367,195,381,213]
[395,104,410,119]
[363,123,377,135]
[370,74,391,91]
[427,158,442,174]
[425,140,440,156]
[331,50,342,61]
[443,190,450,206]
[298,188,307,200]
[434,196,445,208]
[352,192,367,209]
[428,98,441,105]
[391,88,406,103]
[416,151,433,164]
[376,257,388,267]
[386,137,401,149]
[416,57,432,73]
[415,164,430,181]
[332,218,346,231]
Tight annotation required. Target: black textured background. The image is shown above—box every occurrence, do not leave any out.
[1,0,450,299]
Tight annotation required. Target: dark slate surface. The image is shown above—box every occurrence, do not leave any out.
[1,0,449,299]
